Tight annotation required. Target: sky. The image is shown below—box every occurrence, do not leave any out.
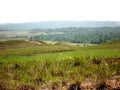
[0,0,120,23]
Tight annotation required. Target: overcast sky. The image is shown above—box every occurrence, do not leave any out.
[0,0,120,23]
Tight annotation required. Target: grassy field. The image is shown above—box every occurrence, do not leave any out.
[0,40,120,90]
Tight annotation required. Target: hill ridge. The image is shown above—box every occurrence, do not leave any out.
[0,21,120,30]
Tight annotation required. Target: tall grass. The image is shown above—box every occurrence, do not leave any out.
[0,56,119,89]
[0,40,120,89]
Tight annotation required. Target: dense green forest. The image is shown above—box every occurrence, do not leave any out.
[30,27,120,44]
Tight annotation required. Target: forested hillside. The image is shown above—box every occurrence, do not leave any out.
[30,27,120,44]
[0,27,120,44]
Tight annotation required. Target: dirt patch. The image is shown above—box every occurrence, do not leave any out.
[106,76,120,89]
[37,76,120,90]
[0,82,8,90]
[80,78,96,90]
[105,57,120,64]
[95,81,110,90]
[18,84,35,90]
[25,40,42,45]
[80,76,120,90]
[67,83,81,90]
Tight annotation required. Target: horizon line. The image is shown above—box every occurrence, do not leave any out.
[0,20,120,24]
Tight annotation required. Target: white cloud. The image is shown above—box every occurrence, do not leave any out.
[0,0,120,23]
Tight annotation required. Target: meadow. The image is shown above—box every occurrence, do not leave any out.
[0,40,120,90]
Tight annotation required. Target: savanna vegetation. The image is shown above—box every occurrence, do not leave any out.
[0,40,120,90]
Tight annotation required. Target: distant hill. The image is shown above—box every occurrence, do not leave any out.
[0,40,46,50]
[101,39,120,45]
[91,39,120,49]
[0,21,120,30]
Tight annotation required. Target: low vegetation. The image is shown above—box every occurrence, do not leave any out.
[0,40,120,90]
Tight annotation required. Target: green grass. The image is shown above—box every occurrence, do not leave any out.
[0,42,78,57]
[0,40,120,89]
[1,49,120,63]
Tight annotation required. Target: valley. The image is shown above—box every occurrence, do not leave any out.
[0,21,120,90]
